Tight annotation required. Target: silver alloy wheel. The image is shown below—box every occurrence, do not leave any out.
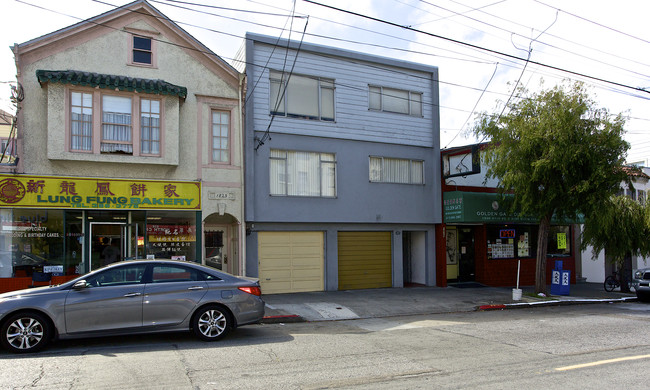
[197,309,227,338]
[6,317,44,351]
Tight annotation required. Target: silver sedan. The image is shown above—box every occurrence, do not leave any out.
[0,259,265,353]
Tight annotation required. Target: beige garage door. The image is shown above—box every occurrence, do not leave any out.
[338,231,392,290]
[258,232,324,294]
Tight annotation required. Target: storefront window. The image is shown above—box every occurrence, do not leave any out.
[0,209,66,277]
[64,211,84,275]
[487,224,571,259]
[146,211,197,261]
[548,225,571,256]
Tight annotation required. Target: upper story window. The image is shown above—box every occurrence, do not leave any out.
[269,70,334,121]
[369,86,422,117]
[68,89,162,157]
[270,149,336,197]
[70,92,93,151]
[102,95,133,154]
[369,156,424,185]
[133,36,152,65]
[140,99,160,155]
[211,111,230,163]
[126,30,157,67]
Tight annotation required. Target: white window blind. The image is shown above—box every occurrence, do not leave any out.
[369,156,424,184]
[270,150,336,197]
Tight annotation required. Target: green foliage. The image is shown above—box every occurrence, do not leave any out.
[473,81,631,292]
[581,195,650,265]
[474,81,629,221]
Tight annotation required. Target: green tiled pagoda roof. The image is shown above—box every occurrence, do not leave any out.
[36,70,187,98]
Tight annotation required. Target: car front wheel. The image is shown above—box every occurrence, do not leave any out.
[1,312,51,353]
[192,305,232,341]
[637,291,650,303]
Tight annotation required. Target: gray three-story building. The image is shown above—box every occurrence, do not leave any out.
[241,33,442,293]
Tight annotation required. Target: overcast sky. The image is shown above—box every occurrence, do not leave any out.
[2,0,649,164]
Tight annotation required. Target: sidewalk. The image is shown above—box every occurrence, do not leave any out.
[260,282,637,323]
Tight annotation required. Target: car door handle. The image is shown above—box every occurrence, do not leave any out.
[124,292,142,297]
[188,286,204,290]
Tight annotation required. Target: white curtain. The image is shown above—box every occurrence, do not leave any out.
[102,95,132,153]
[141,99,160,155]
[270,150,336,196]
[371,157,424,184]
[70,92,93,151]
[269,150,287,195]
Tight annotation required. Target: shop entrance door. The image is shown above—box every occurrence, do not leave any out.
[89,222,139,271]
[458,228,475,282]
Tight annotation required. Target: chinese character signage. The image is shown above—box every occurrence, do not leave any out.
[0,175,200,210]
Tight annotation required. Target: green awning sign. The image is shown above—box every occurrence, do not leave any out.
[443,191,582,224]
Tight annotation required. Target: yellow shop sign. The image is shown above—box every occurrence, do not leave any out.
[0,175,201,210]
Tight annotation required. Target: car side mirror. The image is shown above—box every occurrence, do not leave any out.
[73,280,88,290]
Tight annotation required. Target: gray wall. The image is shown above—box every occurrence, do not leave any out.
[244,33,442,225]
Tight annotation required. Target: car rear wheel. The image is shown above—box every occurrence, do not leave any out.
[1,312,51,353]
[192,305,231,341]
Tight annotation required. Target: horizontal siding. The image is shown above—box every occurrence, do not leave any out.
[338,232,392,290]
[250,42,436,147]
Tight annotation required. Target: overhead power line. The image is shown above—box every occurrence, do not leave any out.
[303,0,650,95]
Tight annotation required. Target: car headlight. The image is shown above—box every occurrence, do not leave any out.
[634,270,644,280]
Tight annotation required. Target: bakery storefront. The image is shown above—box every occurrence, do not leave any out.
[0,174,201,292]
[441,191,577,287]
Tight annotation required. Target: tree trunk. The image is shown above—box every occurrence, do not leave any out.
[620,251,633,293]
[535,213,552,295]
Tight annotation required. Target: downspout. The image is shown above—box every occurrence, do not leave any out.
[238,72,246,276]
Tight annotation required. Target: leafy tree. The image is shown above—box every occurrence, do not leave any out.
[581,194,650,292]
[473,81,629,294]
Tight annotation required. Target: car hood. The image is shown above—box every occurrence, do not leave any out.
[0,285,64,299]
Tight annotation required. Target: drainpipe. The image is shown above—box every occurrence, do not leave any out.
[238,73,246,276]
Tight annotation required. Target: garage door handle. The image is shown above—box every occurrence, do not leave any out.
[188,286,204,290]
[124,292,142,297]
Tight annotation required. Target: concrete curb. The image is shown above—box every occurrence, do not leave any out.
[476,296,638,311]
[261,315,305,324]
[259,296,639,323]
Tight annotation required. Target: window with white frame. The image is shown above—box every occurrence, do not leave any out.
[70,92,93,151]
[69,90,162,156]
[369,86,422,116]
[211,111,230,163]
[269,70,334,121]
[369,156,424,184]
[270,149,336,197]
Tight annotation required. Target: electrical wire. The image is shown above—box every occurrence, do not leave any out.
[303,0,650,95]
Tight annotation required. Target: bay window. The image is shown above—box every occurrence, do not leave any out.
[68,89,162,156]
